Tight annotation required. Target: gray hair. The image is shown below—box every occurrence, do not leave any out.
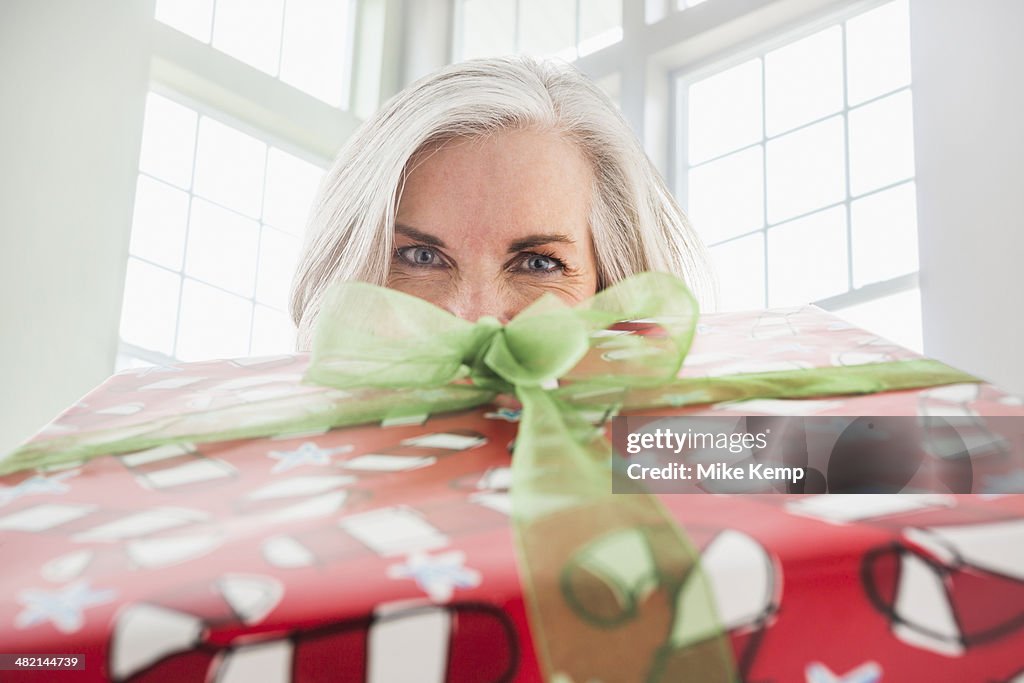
[290,56,713,350]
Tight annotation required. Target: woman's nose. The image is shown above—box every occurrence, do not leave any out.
[444,283,517,324]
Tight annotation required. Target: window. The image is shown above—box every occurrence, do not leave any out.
[117,92,326,369]
[154,0,357,107]
[455,0,623,61]
[450,0,921,350]
[676,0,921,350]
[115,0,367,371]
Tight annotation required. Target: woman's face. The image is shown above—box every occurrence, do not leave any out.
[390,129,599,323]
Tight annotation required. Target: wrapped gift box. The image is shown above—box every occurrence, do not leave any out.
[1,304,1023,682]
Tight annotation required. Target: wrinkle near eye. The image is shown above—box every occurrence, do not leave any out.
[510,276,590,299]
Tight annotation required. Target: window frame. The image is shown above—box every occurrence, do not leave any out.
[118,85,333,369]
[669,0,919,312]
[452,0,626,64]
[117,0,402,369]
[449,0,922,343]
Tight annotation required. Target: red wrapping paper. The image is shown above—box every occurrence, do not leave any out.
[1,304,1023,682]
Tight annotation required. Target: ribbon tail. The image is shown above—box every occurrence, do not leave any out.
[0,385,494,476]
[557,359,982,412]
[511,386,738,682]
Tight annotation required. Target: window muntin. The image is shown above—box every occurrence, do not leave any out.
[154,0,356,107]
[118,92,325,368]
[456,0,623,61]
[679,0,921,350]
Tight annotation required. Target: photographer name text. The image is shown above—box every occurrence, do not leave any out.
[626,462,805,483]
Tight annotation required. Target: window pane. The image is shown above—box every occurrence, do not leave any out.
[262,148,323,236]
[176,279,253,361]
[461,0,515,59]
[124,93,328,364]
[767,206,848,306]
[519,0,576,59]
[846,0,911,106]
[765,26,843,136]
[280,0,352,106]
[212,0,285,76]
[185,199,260,297]
[709,233,766,311]
[193,117,267,219]
[848,90,915,196]
[834,288,922,352]
[120,259,181,356]
[252,305,297,356]
[256,225,301,310]
[139,93,197,189]
[130,176,189,270]
[766,115,846,224]
[155,0,214,43]
[688,146,763,245]
[579,0,623,56]
[851,181,918,287]
[688,59,763,165]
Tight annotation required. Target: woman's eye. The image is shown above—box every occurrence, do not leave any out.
[519,254,563,273]
[397,246,443,267]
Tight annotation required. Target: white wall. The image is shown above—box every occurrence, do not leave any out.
[0,1,154,453]
[909,0,1024,396]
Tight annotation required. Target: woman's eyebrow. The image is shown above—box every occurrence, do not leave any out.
[395,224,447,248]
[507,233,574,252]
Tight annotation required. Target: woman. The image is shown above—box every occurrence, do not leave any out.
[290,56,712,350]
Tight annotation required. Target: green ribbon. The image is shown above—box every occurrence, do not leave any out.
[0,273,979,681]
[308,272,742,680]
[290,272,978,682]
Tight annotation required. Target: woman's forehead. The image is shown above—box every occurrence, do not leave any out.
[397,129,594,244]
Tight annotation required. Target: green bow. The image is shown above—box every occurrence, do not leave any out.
[0,273,978,682]
[305,271,698,392]
[308,272,739,680]
[304,272,976,682]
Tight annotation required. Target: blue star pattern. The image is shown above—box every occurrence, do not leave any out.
[15,580,117,633]
[267,442,353,473]
[386,551,482,602]
[0,470,77,507]
[806,661,882,683]
[484,408,521,422]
